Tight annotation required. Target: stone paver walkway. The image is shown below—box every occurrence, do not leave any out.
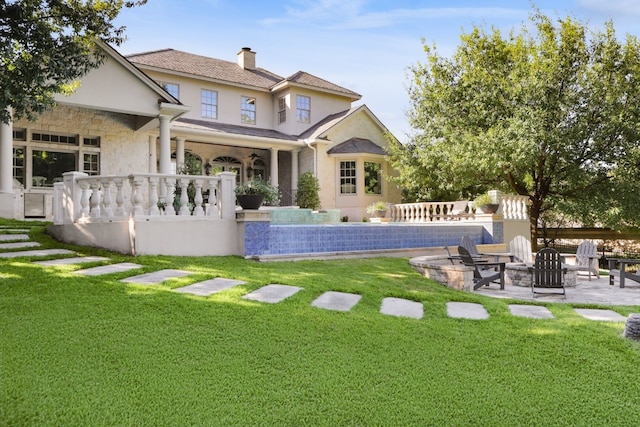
[175,278,247,296]
[0,234,29,241]
[509,304,555,319]
[75,262,143,276]
[121,269,191,285]
[380,297,424,319]
[242,284,303,303]
[35,256,109,266]
[0,248,74,258]
[447,302,489,320]
[0,241,40,250]
[574,308,627,322]
[312,291,362,312]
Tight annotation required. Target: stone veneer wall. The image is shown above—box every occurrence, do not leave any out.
[13,104,150,177]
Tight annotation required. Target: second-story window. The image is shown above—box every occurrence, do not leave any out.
[278,97,286,124]
[201,90,218,119]
[241,96,256,124]
[296,95,310,123]
[159,82,179,99]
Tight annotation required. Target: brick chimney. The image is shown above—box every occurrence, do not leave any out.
[237,47,256,70]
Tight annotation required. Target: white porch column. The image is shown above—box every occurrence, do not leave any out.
[270,148,279,187]
[158,114,172,174]
[148,135,157,173]
[175,137,185,172]
[291,149,299,191]
[0,108,13,193]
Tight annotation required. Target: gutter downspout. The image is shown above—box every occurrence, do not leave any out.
[303,138,317,177]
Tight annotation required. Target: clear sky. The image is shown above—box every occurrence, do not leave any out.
[114,0,640,142]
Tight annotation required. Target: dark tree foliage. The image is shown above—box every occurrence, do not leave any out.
[1,0,146,123]
[388,10,640,243]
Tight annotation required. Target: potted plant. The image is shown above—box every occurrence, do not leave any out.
[366,201,389,218]
[474,193,499,214]
[235,179,280,209]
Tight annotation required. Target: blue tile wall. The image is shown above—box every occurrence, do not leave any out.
[244,223,496,256]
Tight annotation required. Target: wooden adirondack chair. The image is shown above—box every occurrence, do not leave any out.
[461,235,481,258]
[574,241,599,280]
[508,235,533,264]
[457,246,505,290]
[528,248,567,297]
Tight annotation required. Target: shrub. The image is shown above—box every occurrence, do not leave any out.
[296,172,321,210]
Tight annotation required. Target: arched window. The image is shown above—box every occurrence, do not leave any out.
[213,156,241,183]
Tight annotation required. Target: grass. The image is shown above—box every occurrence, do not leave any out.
[2,220,640,426]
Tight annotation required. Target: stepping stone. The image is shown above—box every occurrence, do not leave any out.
[508,304,554,319]
[0,241,40,250]
[175,278,247,296]
[380,297,424,319]
[0,228,30,233]
[35,256,110,266]
[311,291,362,312]
[0,234,29,241]
[574,308,626,322]
[75,262,142,276]
[121,269,191,285]
[447,302,489,320]
[0,249,74,259]
[242,284,302,303]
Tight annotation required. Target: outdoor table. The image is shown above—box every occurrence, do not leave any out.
[607,258,640,288]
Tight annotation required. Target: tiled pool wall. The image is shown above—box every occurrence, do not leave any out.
[243,220,503,256]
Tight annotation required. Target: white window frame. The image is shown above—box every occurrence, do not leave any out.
[241,96,256,124]
[296,95,310,123]
[201,89,218,119]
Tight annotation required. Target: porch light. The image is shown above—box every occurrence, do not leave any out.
[247,166,253,178]
[204,162,212,175]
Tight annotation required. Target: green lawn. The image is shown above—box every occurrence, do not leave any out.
[1,221,640,426]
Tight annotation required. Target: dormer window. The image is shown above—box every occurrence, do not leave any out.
[278,97,286,124]
[296,95,310,123]
[241,96,256,124]
[159,82,179,99]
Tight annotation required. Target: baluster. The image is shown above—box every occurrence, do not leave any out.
[114,178,126,217]
[193,179,204,216]
[178,178,190,216]
[164,178,176,215]
[148,177,160,216]
[89,180,101,218]
[129,176,145,217]
[100,179,114,218]
[207,178,219,217]
[79,180,91,218]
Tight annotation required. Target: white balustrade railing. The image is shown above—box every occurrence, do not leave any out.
[501,194,529,220]
[390,202,460,222]
[390,194,529,223]
[53,171,237,224]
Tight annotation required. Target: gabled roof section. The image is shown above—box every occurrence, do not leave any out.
[327,138,387,155]
[126,49,283,90]
[173,117,298,141]
[273,71,361,101]
[299,104,388,140]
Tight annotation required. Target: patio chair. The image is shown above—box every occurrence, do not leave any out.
[574,241,599,280]
[508,235,533,264]
[445,200,472,220]
[457,246,505,290]
[528,248,566,297]
[461,236,482,258]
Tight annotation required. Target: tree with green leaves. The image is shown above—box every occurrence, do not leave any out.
[388,11,640,246]
[1,0,146,124]
[296,172,321,210]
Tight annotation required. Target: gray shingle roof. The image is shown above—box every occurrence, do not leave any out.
[126,49,360,98]
[173,117,299,141]
[126,49,283,90]
[327,137,387,155]
[282,71,361,99]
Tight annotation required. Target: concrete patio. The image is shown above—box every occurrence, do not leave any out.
[473,274,640,305]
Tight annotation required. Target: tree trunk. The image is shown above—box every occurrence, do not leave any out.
[529,199,542,252]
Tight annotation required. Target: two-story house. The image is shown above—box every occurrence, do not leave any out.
[0,42,401,221]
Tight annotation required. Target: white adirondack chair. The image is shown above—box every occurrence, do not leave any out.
[509,235,533,264]
[574,241,599,280]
